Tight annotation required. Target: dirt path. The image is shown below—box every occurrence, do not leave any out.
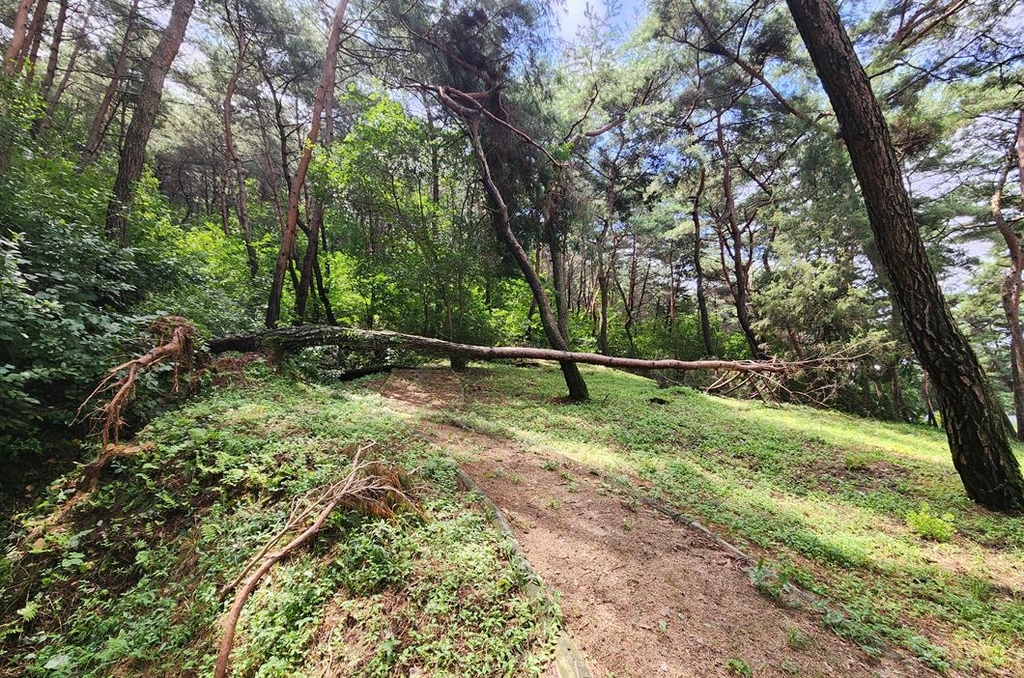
[379,369,929,678]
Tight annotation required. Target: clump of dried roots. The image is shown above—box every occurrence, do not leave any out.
[78,316,197,447]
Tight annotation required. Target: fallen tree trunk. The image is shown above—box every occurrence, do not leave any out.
[208,326,796,375]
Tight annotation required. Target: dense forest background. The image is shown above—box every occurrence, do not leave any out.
[1,0,1022,479]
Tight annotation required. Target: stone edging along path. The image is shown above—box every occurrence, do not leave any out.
[455,467,592,678]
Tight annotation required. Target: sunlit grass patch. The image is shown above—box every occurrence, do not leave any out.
[455,362,1024,675]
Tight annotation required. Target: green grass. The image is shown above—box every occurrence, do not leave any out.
[0,365,556,677]
[436,363,1024,675]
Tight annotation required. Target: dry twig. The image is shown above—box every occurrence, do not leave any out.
[213,444,417,678]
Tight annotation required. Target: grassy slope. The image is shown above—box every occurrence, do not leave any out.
[0,367,555,678]
[443,363,1024,676]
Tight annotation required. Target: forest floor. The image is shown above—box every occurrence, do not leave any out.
[2,361,1022,677]
[381,370,925,678]
[375,365,1024,678]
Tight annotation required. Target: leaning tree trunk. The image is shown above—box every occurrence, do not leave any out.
[3,0,35,74]
[222,30,258,277]
[37,0,68,99]
[265,0,349,328]
[715,113,765,360]
[81,0,139,164]
[787,0,1024,510]
[465,118,588,401]
[17,0,48,79]
[992,134,1024,440]
[104,0,195,246]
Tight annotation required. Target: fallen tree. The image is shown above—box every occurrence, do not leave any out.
[207,325,797,375]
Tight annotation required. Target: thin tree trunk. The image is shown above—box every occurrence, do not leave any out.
[81,0,139,164]
[37,0,67,99]
[18,0,49,80]
[545,207,570,342]
[993,117,1024,440]
[787,0,1024,510]
[266,0,350,328]
[104,0,195,246]
[295,53,337,321]
[3,0,35,74]
[222,28,258,276]
[43,0,95,115]
[715,113,764,359]
[691,167,714,357]
[465,119,588,400]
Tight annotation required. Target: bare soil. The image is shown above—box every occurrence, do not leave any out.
[379,369,933,678]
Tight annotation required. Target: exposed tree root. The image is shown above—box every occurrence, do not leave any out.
[78,316,197,446]
[214,444,417,678]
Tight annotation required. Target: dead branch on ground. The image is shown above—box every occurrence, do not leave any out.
[214,444,417,678]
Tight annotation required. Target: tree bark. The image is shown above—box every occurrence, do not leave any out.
[37,0,67,98]
[265,0,349,328]
[992,134,1024,440]
[464,118,588,400]
[103,0,195,246]
[691,166,714,357]
[81,0,139,164]
[43,0,95,117]
[222,14,258,277]
[715,113,765,359]
[17,0,49,80]
[3,0,35,74]
[786,0,1024,510]
[208,326,795,377]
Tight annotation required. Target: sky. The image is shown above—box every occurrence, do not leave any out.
[555,0,647,43]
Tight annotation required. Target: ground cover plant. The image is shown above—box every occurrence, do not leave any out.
[0,365,557,677]
[433,363,1024,675]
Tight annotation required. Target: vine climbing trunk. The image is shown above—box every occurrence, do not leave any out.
[787,0,1024,510]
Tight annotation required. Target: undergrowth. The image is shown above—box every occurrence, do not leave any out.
[0,363,556,677]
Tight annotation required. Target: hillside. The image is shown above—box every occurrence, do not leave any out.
[2,362,1021,677]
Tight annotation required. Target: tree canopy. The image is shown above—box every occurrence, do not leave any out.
[2,0,1024,509]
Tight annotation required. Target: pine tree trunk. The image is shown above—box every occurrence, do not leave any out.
[82,0,139,163]
[104,0,195,246]
[37,0,67,98]
[18,0,49,80]
[715,114,765,360]
[43,0,94,117]
[786,0,1024,510]
[265,0,349,328]
[3,0,35,74]
[466,119,588,401]
[691,166,714,357]
[222,31,257,276]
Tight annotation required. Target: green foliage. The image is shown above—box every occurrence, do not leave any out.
[724,657,752,676]
[906,504,956,542]
[1,371,555,677]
